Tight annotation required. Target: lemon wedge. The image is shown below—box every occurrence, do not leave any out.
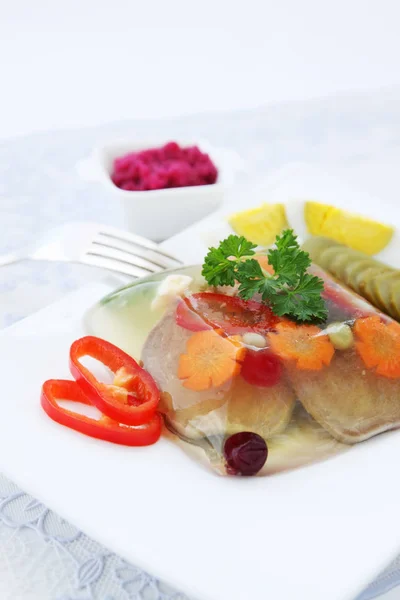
[228,203,288,246]
[304,201,394,255]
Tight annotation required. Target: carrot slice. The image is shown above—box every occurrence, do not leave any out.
[255,255,274,274]
[354,316,400,378]
[267,322,334,370]
[178,330,246,391]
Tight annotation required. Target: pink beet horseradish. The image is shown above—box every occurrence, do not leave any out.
[111,141,218,192]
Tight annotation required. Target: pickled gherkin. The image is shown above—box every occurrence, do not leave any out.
[321,247,351,274]
[303,236,399,320]
[370,272,400,313]
[342,258,375,288]
[389,279,400,320]
[314,243,343,270]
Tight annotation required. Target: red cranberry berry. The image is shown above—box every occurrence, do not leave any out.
[241,349,282,387]
[224,432,268,476]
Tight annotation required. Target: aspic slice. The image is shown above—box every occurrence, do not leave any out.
[142,312,296,441]
[286,351,400,444]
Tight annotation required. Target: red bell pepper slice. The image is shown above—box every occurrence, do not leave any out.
[176,293,280,335]
[41,379,162,446]
[69,336,160,426]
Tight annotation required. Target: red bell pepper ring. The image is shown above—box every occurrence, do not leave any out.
[69,336,160,426]
[41,379,162,446]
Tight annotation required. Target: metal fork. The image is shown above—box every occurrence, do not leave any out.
[0,222,183,278]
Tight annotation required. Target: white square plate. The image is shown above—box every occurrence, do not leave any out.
[2,165,400,600]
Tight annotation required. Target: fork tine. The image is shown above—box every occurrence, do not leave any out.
[82,254,156,278]
[86,245,165,274]
[93,235,179,270]
[98,225,182,263]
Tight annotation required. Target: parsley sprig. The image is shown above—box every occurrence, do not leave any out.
[202,229,327,322]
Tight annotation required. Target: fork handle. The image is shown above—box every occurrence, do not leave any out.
[0,252,23,267]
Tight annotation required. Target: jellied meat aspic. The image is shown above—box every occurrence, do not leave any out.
[141,262,400,475]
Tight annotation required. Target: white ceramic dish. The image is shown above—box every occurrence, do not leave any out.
[77,138,239,241]
[2,165,400,600]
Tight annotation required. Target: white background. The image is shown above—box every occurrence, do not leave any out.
[1,0,400,140]
[1,1,400,598]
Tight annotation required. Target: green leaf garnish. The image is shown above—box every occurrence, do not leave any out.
[202,230,327,322]
[202,235,257,287]
[267,229,311,285]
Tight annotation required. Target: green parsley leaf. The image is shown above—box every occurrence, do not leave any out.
[267,229,311,285]
[268,274,327,321]
[219,235,257,259]
[201,228,327,322]
[201,235,257,287]
[237,259,277,300]
[236,258,264,282]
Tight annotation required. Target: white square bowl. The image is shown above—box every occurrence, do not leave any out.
[77,138,239,241]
